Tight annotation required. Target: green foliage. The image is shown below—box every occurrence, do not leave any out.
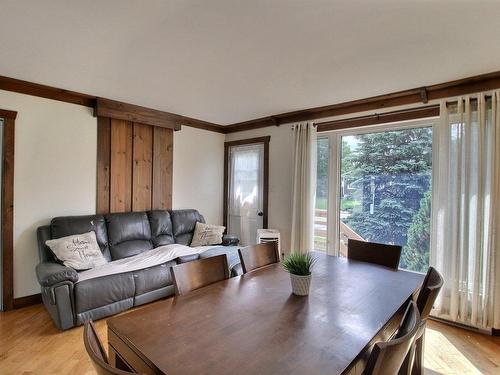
[401,191,431,273]
[341,127,433,272]
[316,138,329,200]
[340,198,360,211]
[282,252,316,276]
[316,197,327,210]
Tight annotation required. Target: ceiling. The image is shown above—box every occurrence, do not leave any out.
[1,1,500,125]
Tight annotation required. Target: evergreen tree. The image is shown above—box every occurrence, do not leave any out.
[401,190,431,272]
[342,127,433,270]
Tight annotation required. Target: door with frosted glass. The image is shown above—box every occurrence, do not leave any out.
[227,143,264,246]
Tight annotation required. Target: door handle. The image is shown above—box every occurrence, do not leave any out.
[258,211,264,216]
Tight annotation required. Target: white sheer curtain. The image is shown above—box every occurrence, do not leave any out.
[431,92,500,330]
[229,144,263,246]
[290,123,317,253]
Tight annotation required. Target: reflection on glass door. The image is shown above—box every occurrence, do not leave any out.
[314,137,329,251]
[227,143,264,246]
[338,126,433,272]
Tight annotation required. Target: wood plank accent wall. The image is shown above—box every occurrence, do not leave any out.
[152,127,173,210]
[132,124,153,211]
[97,117,173,214]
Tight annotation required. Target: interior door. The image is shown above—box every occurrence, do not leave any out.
[227,143,264,246]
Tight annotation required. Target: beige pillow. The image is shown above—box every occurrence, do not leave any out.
[45,231,107,271]
[190,222,225,247]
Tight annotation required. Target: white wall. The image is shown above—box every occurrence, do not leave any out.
[0,90,226,299]
[225,126,294,254]
[173,126,225,225]
[0,90,97,298]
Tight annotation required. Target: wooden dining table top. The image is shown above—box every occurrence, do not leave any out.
[107,252,424,375]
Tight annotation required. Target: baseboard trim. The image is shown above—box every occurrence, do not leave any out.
[13,293,42,309]
[429,316,492,335]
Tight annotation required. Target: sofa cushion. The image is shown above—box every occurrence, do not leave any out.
[134,261,176,295]
[148,210,175,247]
[74,272,135,313]
[50,215,110,261]
[199,246,243,276]
[106,212,153,260]
[170,209,205,245]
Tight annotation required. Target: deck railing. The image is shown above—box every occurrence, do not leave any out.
[314,209,365,256]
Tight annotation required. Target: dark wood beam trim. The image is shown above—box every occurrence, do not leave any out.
[224,70,500,133]
[0,75,225,133]
[0,109,17,119]
[95,98,179,131]
[224,136,271,147]
[95,98,225,132]
[0,75,95,107]
[183,121,226,134]
[316,105,440,132]
[13,293,42,309]
[1,112,15,311]
[223,136,270,232]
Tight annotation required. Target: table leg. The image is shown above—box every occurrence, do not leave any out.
[109,345,134,372]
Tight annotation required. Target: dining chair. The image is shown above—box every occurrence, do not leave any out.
[238,242,280,274]
[403,266,444,375]
[364,301,421,375]
[170,254,230,295]
[347,239,402,270]
[83,320,135,375]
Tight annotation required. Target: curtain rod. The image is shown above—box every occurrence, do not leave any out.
[445,95,493,106]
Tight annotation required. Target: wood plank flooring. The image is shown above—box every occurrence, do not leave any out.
[0,303,498,374]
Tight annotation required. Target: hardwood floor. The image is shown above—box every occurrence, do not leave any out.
[0,303,498,374]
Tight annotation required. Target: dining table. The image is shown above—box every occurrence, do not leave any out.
[107,252,424,375]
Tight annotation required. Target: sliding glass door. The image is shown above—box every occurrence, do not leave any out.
[318,120,436,273]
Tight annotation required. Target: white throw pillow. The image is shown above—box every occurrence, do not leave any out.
[45,231,107,271]
[190,222,225,247]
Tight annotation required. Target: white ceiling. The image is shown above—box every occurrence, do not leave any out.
[1,1,500,125]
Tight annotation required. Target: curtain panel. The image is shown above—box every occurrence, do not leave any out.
[431,92,500,330]
[290,123,317,253]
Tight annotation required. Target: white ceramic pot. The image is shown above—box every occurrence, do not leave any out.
[289,273,311,296]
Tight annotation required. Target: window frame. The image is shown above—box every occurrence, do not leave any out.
[319,117,439,257]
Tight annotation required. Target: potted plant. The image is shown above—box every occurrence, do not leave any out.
[282,252,316,296]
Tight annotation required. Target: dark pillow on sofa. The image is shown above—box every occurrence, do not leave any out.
[105,212,153,260]
[148,210,175,247]
[170,209,205,245]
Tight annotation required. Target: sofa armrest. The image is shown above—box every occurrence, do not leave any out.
[222,234,239,246]
[36,262,78,287]
[176,254,201,264]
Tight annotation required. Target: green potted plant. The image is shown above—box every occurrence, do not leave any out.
[282,252,316,296]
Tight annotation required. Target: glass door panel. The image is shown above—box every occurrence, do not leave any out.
[339,126,433,273]
[228,144,264,246]
[314,137,329,252]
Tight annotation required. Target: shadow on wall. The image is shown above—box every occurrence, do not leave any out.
[14,218,52,298]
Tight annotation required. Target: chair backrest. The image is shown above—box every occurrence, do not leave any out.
[238,243,279,274]
[347,239,402,270]
[83,320,132,375]
[170,254,230,296]
[364,301,420,375]
[416,266,444,319]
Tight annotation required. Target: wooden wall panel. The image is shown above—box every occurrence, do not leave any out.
[97,117,173,214]
[110,119,133,212]
[152,127,173,210]
[96,117,111,214]
[132,123,153,211]
[2,116,15,310]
